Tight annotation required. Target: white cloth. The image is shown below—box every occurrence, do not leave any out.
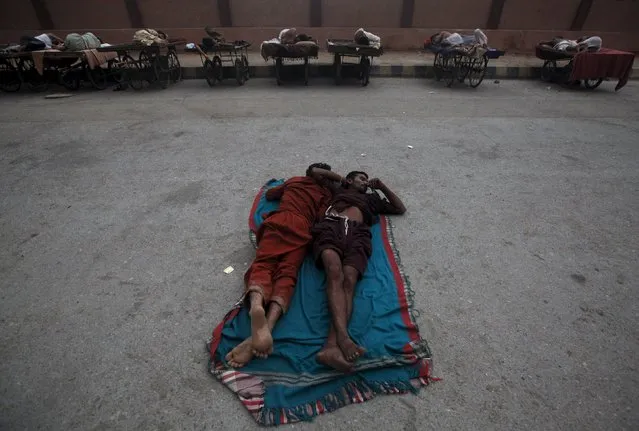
[444,33,463,46]
[554,40,578,51]
[579,36,602,51]
[34,34,52,49]
[355,28,381,49]
[474,29,488,46]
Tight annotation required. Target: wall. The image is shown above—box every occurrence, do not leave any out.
[1,0,638,52]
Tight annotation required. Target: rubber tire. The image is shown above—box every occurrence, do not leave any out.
[168,50,182,83]
[235,58,245,85]
[123,54,144,91]
[468,57,488,88]
[204,59,216,87]
[0,61,21,92]
[334,54,342,85]
[360,57,371,86]
[86,65,108,90]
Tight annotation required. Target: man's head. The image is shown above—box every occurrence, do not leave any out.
[345,171,369,193]
[306,162,331,177]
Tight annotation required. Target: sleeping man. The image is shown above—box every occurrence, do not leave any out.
[312,171,406,371]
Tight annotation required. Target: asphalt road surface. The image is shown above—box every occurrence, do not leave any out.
[1,78,638,430]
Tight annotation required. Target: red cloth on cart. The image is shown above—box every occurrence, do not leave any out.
[570,48,635,91]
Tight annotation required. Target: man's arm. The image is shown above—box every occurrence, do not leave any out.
[309,167,344,184]
[265,183,286,201]
[368,178,406,214]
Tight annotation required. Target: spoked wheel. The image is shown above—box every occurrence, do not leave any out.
[541,60,555,82]
[584,78,603,90]
[167,50,182,83]
[443,56,459,87]
[58,67,81,90]
[234,58,245,85]
[123,54,145,90]
[360,56,371,86]
[203,59,217,87]
[18,57,48,92]
[467,56,488,88]
[0,60,22,92]
[433,52,444,81]
[212,56,223,82]
[458,57,472,83]
[107,55,127,85]
[275,57,283,86]
[139,50,159,85]
[241,55,250,81]
[333,54,342,85]
[86,65,108,90]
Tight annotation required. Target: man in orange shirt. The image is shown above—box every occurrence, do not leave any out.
[226,163,343,368]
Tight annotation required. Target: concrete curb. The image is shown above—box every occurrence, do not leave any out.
[180,64,546,81]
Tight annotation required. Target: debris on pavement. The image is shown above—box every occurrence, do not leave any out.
[223,266,234,274]
[45,93,73,99]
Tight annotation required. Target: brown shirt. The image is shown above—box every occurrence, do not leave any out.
[328,188,398,225]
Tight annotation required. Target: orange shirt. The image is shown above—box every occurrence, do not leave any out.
[267,176,332,225]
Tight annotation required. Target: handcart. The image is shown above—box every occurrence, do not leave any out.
[96,39,184,90]
[536,42,606,89]
[326,39,383,86]
[195,40,250,87]
[261,41,319,85]
[426,41,505,88]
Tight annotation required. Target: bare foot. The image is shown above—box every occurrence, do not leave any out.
[337,336,366,362]
[225,338,254,368]
[316,346,353,372]
[250,304,273,357]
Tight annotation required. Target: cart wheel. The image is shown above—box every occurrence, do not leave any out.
[468,57,488,88]
[334,54,342,85]
[0,60,21,92]
[360,56,371,87]
[139,50,159,84]
[86,65,108,90]
[241,55,250,81]
[458,57,471,82]
[123,54,145,91]
[18,57,48,92]
[211,56,223,82]
[443,56,459,87]
[275,57,282,86]
[107,56,126,85]
[433,53,443,81]
[58,68,80,90]
[584,78,603,90]
[168,50,182,83]
[203,59,217,87]
[541,60,555,82]
[304,56,309,86]
[234,58,245,86]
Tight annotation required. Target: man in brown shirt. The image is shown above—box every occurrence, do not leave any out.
[312,171,406,371]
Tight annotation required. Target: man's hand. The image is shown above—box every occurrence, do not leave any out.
[367,178,384,190]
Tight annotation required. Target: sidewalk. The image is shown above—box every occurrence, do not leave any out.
[178,51,638,80]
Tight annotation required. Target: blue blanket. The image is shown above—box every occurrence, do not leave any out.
[209,180,434,426]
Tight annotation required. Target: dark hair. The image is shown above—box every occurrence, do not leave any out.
[346,171,368,180]
[306,162,331,177]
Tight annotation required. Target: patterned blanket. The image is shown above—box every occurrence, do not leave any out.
[208,179,435,426]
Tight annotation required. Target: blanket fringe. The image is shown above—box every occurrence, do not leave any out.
[258,377,435,426]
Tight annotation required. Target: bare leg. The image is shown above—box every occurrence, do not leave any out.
[253,302,282,358]
[335,265,365,361]
[226,302,282,367]
[248,289,273,355]
[316,250,358,372]
[321,265,364,361]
